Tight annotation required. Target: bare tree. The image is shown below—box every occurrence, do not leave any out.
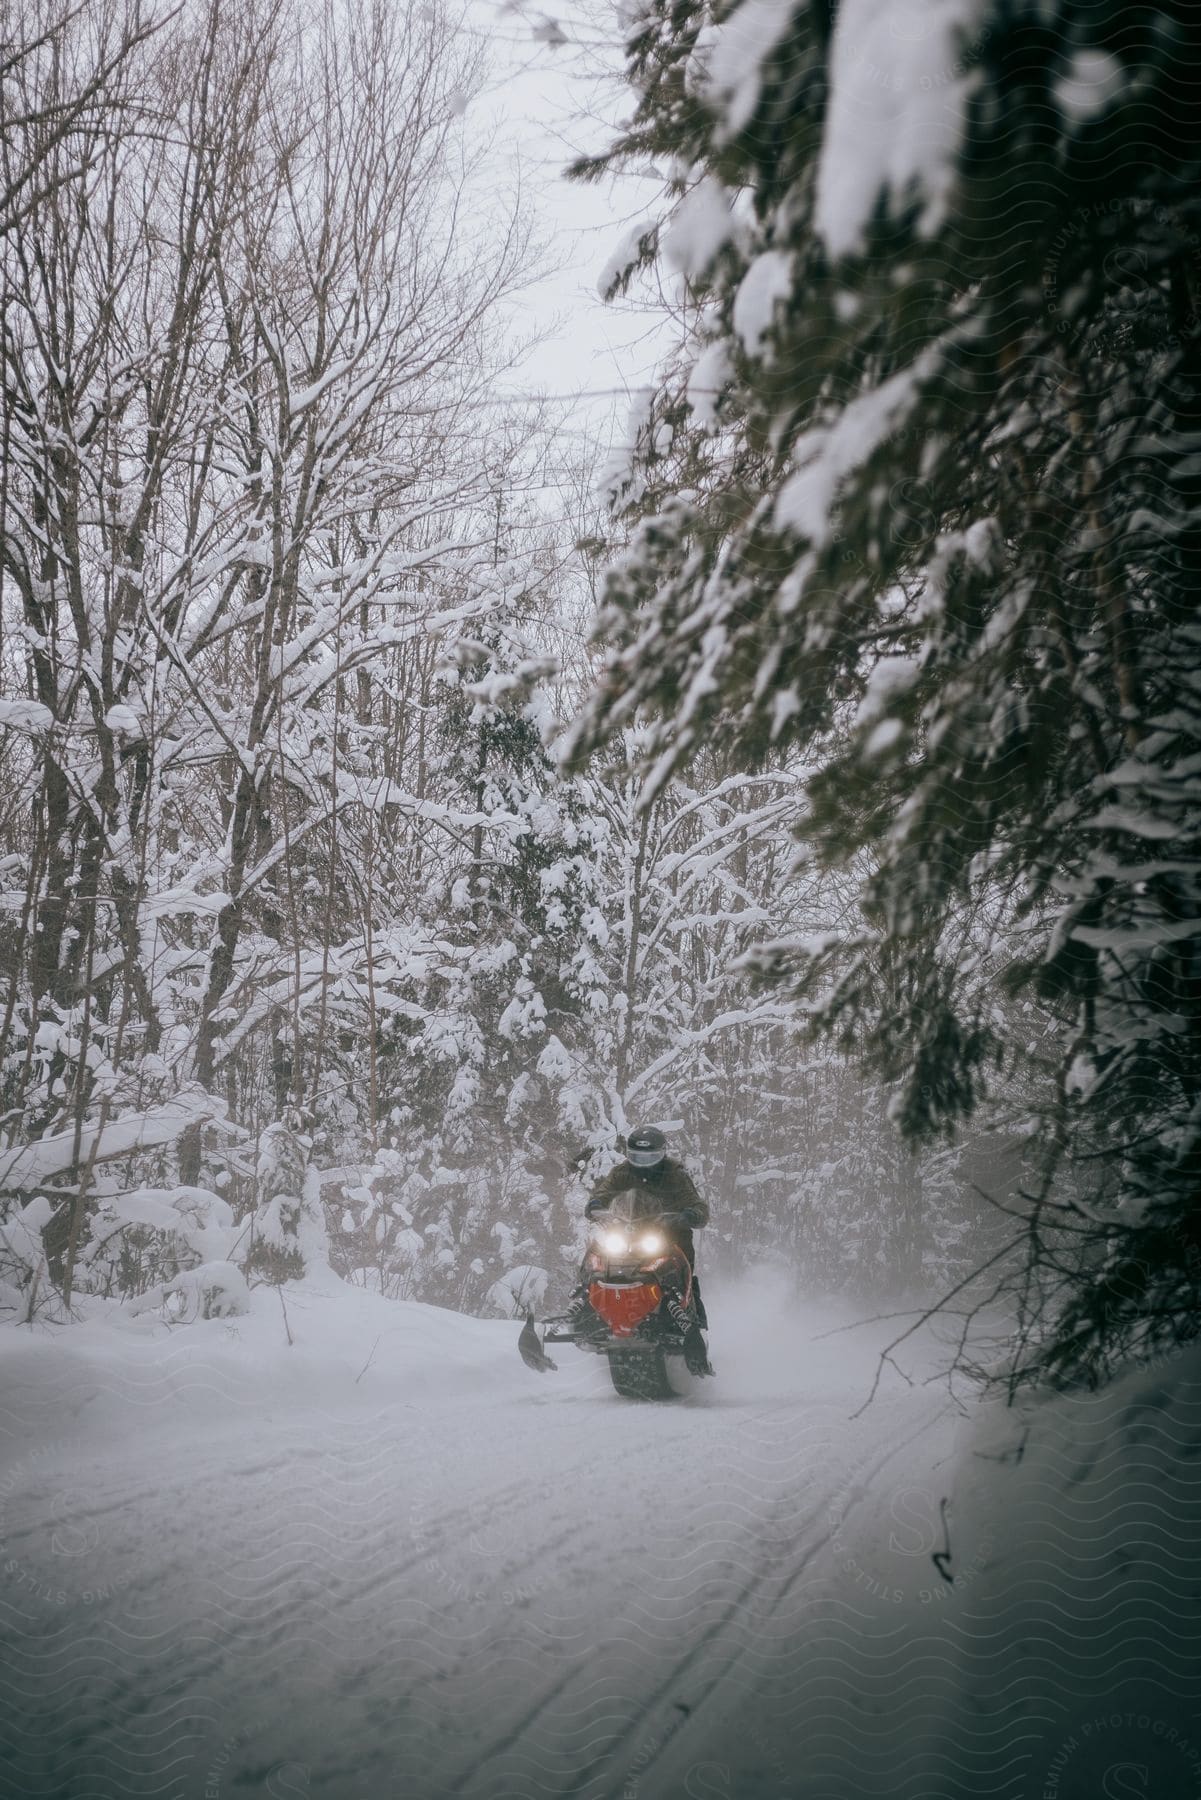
[0,0,541,1307]
[0,0,162,237]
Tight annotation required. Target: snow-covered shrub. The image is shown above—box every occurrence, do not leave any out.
[72,1184,241,1308]
[486,1263,549,1318]
[127,1260,251,1322]
[0,1195,63,1324]
[247,1124,330,1284]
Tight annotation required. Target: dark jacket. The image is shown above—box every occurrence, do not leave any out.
[584,1157,709,1229]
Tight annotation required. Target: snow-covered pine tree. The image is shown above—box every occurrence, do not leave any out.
[566,0,1201,1378]
[249,1121,328,1286]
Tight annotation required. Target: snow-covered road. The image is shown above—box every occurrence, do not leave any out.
[0,1278,981,1800]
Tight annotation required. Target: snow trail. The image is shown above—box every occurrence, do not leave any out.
[0,1277,972,1799]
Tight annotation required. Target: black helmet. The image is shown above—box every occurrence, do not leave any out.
[626,1125,667,1170]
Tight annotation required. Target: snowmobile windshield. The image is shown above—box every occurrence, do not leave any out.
[593,1195,667,1228]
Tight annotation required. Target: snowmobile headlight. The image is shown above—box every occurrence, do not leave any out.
[637,1230,666,1255]
[599,1229,630,1256]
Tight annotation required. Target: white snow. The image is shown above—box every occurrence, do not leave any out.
[0,1274,960,1796]
[103,704,141,734]
[127,1260,251,1321]
[686,337,732,429]
[0,1090,220,1193]
[485,1263,548,1316]
[596,219,655,301]
[774,346,937,543]
[286,354,357,417]
[815,0,986,258]
[1087,804,1181,841]
[535,1033,573,1079]
[596,385,656,504]
[662,177,734,281]
[0,697,53,734]
[731,249,793,355]
[702,0,800,139]
[924,1344,1201,1794]
[0,1277,1195,1797]
[864,715,905,756]
[856,657,918,756]
[1055,49,1125,123]
[857,654,920,723]
[770,686,801,737]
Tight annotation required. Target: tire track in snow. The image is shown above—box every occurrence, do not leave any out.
[0,1405,566,1800]
[527,1401,952,1800]
[392,1389,947,1800]
[612,1400,983,1800]
[0,1295,963,1799]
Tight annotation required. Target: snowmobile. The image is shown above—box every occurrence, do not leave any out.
[517,1198,713,1399]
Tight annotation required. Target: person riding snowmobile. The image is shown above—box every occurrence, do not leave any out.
[572,1126,712,1372]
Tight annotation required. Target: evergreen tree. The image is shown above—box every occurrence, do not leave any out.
[566,0,1201,1378]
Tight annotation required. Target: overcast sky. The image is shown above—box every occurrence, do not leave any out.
[462,0,675,474]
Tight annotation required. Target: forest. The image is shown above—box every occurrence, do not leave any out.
[2,0,1199,1389]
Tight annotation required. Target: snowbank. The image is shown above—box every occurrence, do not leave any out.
[925,1347,1201,1798]
[0,1274,528,1451]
